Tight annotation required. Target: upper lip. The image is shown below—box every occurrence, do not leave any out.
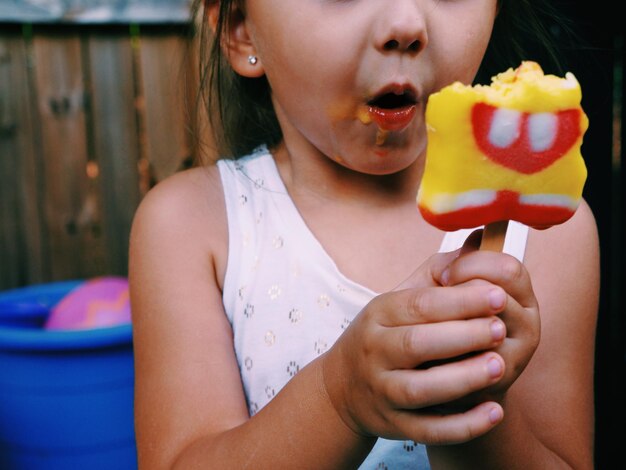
[367,83,419,109]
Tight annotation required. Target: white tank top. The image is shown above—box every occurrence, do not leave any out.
[218,148,528,469]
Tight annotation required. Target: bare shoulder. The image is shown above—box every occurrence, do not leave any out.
[131,164,226,244]
[129,164,228,288]
[514,201,599,466]
[524,198,600,342]
[525,199,600,308]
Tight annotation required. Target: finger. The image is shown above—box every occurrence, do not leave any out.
[389,401,504,445]
[381,316,506,368]
[446,280,538,339]
[393,250,461,292]
[498,294,540,341]
[439,251,538,309]
[492,297,541,382]
[377,283,507,327]
[382,352,505,409]
[442,278,539,343]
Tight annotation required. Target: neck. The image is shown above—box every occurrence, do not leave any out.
[272,141,425,211]
[268,140,443,293]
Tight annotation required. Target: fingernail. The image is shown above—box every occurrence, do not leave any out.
[488,288,505,310]
[487,357,503,378]
[490,320,505,341]
[489,406,503,424]
[441,268,450,286]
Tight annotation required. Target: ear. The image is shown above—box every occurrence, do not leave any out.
[206,1,264,78]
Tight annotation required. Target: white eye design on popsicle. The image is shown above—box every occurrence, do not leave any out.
[489,109,558,152]
[527,113,557,152]
[489,108,521,148]
[472,103,581,174]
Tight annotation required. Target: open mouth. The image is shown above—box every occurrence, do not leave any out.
[366,90,417,131]
[368,90,417,109]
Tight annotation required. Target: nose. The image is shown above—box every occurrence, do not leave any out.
[374,1,428,54]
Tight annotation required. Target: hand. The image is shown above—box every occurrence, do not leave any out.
[437,246,541,410]
[321,248,514,445]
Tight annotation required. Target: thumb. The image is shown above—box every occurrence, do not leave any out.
[393,229,484,292]
[431,229,483,287]
[459,228,483,256]
[392,248,460,292]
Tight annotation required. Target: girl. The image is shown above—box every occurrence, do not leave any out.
[130,0,599,468]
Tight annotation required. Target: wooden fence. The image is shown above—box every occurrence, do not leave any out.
[0,23,211,290]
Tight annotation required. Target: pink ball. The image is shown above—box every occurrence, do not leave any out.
[45,277,131,330]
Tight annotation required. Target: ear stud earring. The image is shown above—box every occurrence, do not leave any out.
[248,55,258,65]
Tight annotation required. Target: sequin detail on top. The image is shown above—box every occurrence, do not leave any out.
[219,150,377,423]
[218,149,529,468]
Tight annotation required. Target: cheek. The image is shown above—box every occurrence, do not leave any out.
[464,28,494,77]
[470,6,497,64]
[264,43,358,138]
[438,19,495,84]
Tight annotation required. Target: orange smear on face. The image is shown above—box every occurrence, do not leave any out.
[327,100,358,122]
[326,102,393,153]
[375,128,389,146]
[356,105,372,125]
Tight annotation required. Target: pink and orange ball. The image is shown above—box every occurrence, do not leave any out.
[45,277,131,330]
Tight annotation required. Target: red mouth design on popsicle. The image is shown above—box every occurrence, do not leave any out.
[472,103,582,174]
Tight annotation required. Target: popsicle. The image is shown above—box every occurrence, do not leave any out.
[417,61,588,249]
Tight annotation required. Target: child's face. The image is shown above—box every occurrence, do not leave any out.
[244,0,497,174]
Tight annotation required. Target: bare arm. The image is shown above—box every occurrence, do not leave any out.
[428,200,599,469]
[130,168,373,469]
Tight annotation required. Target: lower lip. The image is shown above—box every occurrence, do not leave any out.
[368,104,417,132]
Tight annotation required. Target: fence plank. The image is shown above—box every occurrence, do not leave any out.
[0,31,47,289]
[32,32,106,280]
[0,36,21,287]
[0,0,192,24]
[0,25,204,291]
[87,32,140,276]
[138,33,191,182]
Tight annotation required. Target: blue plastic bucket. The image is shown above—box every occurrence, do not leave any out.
[0,281,137,469]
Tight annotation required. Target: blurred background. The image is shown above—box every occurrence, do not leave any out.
[0,0,623,468]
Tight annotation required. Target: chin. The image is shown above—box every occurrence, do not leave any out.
[370,140,425,174]
[324,124,425,175]
[340,146,422,176]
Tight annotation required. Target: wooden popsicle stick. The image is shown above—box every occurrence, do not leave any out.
[480,220,509,252]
